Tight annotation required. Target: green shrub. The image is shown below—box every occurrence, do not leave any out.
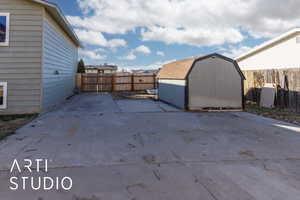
[0,114,38,121]
[77,59,85,73]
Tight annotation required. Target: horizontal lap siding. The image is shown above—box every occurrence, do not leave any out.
[0,0,42,114]
[42,12,78,111]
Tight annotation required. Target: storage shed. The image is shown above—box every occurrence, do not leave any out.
[157,53,246,110]
[0,0,81,115]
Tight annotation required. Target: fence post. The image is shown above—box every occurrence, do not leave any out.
[81,73,84,93]
[131,74,134,91]
[112,74,115,92]
[153,73,156,89]
[96,73,99,93]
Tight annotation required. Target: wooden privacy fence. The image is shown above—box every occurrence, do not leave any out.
[243,68,300,112]
[78,73,157,93]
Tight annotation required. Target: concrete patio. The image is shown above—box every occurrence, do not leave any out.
[0,94,300,200]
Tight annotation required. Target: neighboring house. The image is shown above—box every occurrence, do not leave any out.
[0,0,81,115]
[157,53,245,110]
[85,64,118,74]
[131,69,159,74]
[236,28,300,70]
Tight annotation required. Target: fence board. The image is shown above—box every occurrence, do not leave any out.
[243,68,300,111]
[80,73,157,93]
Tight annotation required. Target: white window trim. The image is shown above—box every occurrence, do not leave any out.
[0,82,7,109]
[0,13,10,46]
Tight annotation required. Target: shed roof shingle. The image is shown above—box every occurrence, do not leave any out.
[157,58,195,79]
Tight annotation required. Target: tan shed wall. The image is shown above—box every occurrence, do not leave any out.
[0,0,43,114]
[188,57,242,109]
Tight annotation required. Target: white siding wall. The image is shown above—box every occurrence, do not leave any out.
[158,79,186,109]
[42,12,78,111]
[238,33,300,70]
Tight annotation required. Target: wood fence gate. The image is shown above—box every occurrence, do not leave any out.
[80,73,157,93]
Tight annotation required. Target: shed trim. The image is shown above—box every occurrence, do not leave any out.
[184,53,245,110]
[158,53,245,111]
[186,53,246,80]
[158,53,245,80]
[158,78,186,80]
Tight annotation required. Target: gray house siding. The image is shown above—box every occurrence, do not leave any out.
[158,79,186,109]
[188,57,242,109]
[41,12,78,111]
[0,0,43,114]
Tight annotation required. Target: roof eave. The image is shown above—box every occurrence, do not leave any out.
[235,28,300,61]
[31,0,83,48]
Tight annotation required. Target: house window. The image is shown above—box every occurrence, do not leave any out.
[0,13,10,46]
[0,82,7,109]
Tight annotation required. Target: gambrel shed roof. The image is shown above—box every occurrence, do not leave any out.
[157,53,245,80]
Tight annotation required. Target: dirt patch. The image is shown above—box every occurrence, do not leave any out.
[0,114,37,140]
[72,195,101,200]
[245,104,300,126]
[142,154,156,164]
[239,150,255,157]
[112,92,156,100]
[67,123,80,136]
[126,183,146,194]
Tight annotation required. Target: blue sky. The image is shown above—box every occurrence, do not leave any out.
[48,0,300,70]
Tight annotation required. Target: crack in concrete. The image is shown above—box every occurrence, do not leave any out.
[197,177,219,200]
[152,169,161,181]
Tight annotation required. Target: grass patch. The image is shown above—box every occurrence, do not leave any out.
[246,104,300,116]
[0,114,38,122]
[245,104,300,125]
[0,131,15,141]
[0,114,38,141]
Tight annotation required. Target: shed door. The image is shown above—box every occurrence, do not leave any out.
[188,57,242,109]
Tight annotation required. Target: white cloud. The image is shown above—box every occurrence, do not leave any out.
[79,49,106,60]
[134,45,151,54]
[141,27,243,46]
[156,51,165,57]
[121,59,175,71]
[119,45,151,61]
[107,39,127,49]
[94,48,105,53]
[75,29,127,48]
[68,0,300,47]
[119,52,137,61]
[219,45,253,59]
